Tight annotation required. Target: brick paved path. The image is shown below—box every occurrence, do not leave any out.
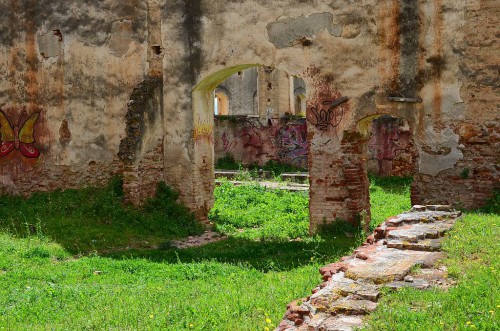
[276,205,461,331]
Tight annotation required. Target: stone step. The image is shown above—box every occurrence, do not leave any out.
[328,298,378,316]
[276,206,461,331]
[386,222,454,242]
[385,210,461,227]
[385,278,431,290]
[215,179,309,191]
[386,238,442,251]
[343,246,443,283]
[214,169,309,183]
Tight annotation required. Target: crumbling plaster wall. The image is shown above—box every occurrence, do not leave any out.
[0,0,496,229]
[161,0,383,222]
[161,0,497,227]
[412,0,499,207]
[0,1,151,195]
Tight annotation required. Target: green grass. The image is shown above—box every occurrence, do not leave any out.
[209,182,309,241]
[0,179,204,254]
[0,231,358,330]
[0,178,362,330]
[369,174,413,228]
[2,175,463,330]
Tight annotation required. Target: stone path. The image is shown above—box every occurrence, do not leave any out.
[276,205,462,331]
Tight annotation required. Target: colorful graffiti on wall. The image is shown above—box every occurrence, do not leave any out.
[214,117,308,169]
[0,109,41,158]
[275,121,307,165]
[367,117,416,177]
[194,117,214,144]
[0,107,44,187]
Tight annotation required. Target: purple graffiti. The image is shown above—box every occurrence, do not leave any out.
[275,121,308,163]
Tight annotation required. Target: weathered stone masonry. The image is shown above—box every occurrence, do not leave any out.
[0,1,497,230]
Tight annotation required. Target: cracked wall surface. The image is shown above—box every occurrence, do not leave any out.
[0,0,497,227]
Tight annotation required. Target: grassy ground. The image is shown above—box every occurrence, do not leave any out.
[3,176,494,330]
[368,175,413,228]
[0,178,362,330]
[209,182,310,241]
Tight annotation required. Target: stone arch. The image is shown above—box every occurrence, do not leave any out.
[190,64,261,215]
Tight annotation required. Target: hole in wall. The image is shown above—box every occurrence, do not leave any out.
[152,46,162,55]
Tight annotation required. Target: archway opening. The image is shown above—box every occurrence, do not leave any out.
[212,66,308,170]
[193,64,311,241]
[355,114,417,228]
[214,90,229,116]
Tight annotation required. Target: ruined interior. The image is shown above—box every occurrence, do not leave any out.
[213,66,308,169]
[0,0,498,232]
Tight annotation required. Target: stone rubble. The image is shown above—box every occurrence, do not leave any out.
[276,205,461,331]
[170,229,227,249]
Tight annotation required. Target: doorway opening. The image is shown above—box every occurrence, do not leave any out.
[193,64,311,241]
[356,114,417,228]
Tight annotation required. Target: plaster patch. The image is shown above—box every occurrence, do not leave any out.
[108,19,132,57]
[267,13,336,49]
[38,30,62,58]
[419,146,463,176]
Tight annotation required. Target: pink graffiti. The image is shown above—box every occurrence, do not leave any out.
[275,121,308,163]
[222,132,237,153]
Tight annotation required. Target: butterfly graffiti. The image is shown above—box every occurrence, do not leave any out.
[0,110,41,158]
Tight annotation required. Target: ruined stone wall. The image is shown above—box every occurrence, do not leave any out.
[216,67,257,116]
[214,116,308,169]
[0,0,496,229]
[412,0,499,207]
[161,0,385,221]
[0,1,150,196]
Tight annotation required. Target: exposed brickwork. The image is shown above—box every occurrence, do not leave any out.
[122,139,164,205]
[412,120,499,208]
[0,160,120,196]
[412,1,500,208]
[340,132,371,224]
[308,131,371,230]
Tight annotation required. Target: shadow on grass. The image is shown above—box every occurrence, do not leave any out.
[101,235,360,272]
[0,179,205,255]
